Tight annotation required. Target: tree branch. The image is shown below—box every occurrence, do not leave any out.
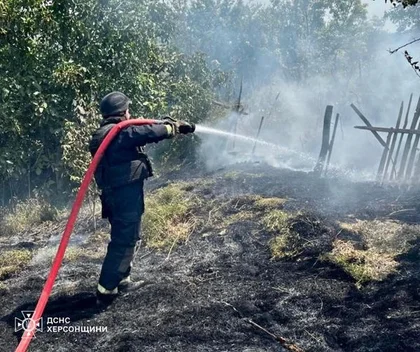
[389,37,420,54]
[404,50,420,77]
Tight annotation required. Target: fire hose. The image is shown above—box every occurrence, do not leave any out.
[15,118,160,352]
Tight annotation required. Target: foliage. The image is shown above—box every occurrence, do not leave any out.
[0,0,419,204]
[0,0,230,201]
[387,0,420,31]
[387,0,419,6]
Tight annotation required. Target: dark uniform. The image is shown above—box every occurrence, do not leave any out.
[89,92,194,301]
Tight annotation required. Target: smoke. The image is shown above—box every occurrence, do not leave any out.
[182,1,420,181]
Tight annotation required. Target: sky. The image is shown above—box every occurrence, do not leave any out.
[363,0,389,18]
[254,0,391,19]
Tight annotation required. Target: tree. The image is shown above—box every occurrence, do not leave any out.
[0,0,230,202]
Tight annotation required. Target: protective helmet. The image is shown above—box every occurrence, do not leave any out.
[100,91,132,117]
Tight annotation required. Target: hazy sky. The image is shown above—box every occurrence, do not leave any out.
[362,0,389,18]
[254,0,391,18]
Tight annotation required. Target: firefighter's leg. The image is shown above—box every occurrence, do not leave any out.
[119,239,142,283]
[98,218,141,292]
[97,182,144,294]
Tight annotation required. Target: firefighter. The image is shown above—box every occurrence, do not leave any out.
[89,91,195,305]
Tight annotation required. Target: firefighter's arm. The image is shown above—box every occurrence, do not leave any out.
[120,119,194,147]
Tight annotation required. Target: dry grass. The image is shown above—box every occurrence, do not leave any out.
[339,220,420,254]
[224,210,256,225]
[0,199,57,236]
[0,281,8,293]
[254,197,287,211]
[64,246,105,262]
[142,183,198,250]
[87,230,109,245]
[323,240,399,284]
[261,210,290,234]
[322,219,420,284]
[0,249,32,280]
[261,210,302,259]
[223,171,240,180]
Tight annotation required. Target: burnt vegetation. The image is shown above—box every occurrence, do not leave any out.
[1,166,420,351]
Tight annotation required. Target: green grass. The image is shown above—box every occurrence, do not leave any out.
[261,210,302,259]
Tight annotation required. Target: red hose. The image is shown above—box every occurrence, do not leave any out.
[15,119,159,352]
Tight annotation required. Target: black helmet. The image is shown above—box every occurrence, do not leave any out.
[100,91,132,117]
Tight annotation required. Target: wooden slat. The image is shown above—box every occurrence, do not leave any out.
[398,96,420,179]
[382,101,404,182]
[350,104,387,148]
[377,132,393,181]
[404,97,420,180]
[252,116,265,154]
[392,94,413,180]
[354,126,420,134]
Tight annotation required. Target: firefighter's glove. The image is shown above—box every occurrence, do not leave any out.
[178,121,196,134]
[162,116,195,136]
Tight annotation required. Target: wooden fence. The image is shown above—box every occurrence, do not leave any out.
[352,93,420,184]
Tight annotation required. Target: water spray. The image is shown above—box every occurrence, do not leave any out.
[195,125,317,164]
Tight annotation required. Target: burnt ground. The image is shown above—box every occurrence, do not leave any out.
[1,163,420,352]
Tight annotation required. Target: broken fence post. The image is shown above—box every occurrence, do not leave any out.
[314,105,333,175]
[324,113,340,175]
[350,104,387,148]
